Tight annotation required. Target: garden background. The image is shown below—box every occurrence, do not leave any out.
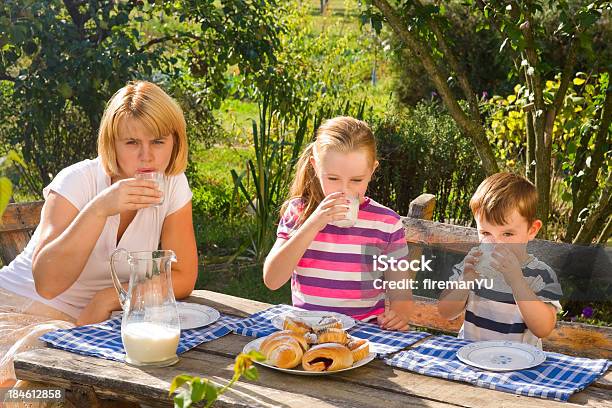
[1,0,610,324]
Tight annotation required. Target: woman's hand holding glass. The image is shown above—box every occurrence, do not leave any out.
[90,178,163,217]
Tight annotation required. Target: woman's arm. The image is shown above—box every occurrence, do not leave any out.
[160,201,198,299]
[76,201,198,326]
[32,179,163,299]
[32,192,107,299]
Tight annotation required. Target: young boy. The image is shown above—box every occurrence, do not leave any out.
[438,172,562,348]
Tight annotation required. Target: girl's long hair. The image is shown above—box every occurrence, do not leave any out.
[281,116,377,227]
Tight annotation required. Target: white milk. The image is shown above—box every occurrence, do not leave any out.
[135,171,165,206]
[331,195,359,228]
[122,322,180,364]
[475,245,502,279]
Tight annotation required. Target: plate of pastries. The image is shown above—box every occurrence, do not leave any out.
[271,310,356,331]
[243,314,375,375]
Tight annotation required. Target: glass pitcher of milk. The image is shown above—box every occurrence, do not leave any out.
[110,249,180,367]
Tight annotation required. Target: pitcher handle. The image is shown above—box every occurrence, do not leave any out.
[110,248,130,310]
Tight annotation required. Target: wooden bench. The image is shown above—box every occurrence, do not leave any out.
[1,198,611,361]
[0,201,43,266]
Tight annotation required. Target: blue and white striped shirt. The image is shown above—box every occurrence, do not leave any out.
[450,256,562,348]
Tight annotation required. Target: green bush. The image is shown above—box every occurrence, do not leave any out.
[482,73,611,241]
[191,183,234,219]
[369,102,485,224]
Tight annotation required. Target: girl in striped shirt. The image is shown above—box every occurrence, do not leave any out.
[263,116,413,330]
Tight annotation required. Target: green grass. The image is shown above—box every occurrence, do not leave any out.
[189,144,252,184]
[196,263,292,305]
[216,98,260,136]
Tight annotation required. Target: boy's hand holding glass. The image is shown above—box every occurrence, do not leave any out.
[490,245,523,286]
[461,247,482,282]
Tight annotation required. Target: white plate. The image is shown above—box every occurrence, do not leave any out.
[456,340,546,372]
[110,303,219,330]
[178,302,220,330]
[271,310,355,331]
[243,337,376,376]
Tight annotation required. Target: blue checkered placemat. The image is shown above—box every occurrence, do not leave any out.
[231,304,430,356]
[40,314,240,362]
[385,335,611,401]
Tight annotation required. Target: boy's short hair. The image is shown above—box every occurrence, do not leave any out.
[470,172,538,226]
[97,80,187,177]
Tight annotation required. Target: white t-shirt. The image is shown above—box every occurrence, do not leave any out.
[0,158,192,318]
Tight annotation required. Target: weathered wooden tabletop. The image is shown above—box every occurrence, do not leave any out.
[13,290,612,407]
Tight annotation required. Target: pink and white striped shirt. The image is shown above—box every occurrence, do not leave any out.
[277,197,409,321]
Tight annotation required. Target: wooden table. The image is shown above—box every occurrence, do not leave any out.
[13,290,612,407]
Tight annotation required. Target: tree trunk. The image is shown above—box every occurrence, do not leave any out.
[573,172,612,244]
[525,109,536,182]
[371,0,499,176]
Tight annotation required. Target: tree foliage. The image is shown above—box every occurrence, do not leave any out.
[364,0,611,241]
[0,0,286,194]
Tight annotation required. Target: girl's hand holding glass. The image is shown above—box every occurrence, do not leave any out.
[308,192,352,231]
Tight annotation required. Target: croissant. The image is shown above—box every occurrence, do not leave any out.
[302,343,354,372]
[312,316,343,331]
[347,338,370,362]
[316,328,348,344]
[259,330,308,369]
[283,316,312,336]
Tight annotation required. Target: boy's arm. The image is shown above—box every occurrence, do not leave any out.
[509,278,557,338]
[438,248,481,320]
[438,286,470,320]
[493,247,558,338]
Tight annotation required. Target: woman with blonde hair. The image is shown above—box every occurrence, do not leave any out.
[0,81,198,389]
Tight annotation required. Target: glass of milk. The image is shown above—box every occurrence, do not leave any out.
[330,194,360,228]
[135,170,165,206]
[474,243,502,279]
[111,249,180,367]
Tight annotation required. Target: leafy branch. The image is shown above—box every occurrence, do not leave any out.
[169,350,265,408]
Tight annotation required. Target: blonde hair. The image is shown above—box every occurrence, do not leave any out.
[282,116,377,226]
[470,172,538,226]
[97,80,187,177]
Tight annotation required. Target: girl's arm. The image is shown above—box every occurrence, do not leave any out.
[263,219,321,290]
[263,192,349,290]
[32,179,162,299]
